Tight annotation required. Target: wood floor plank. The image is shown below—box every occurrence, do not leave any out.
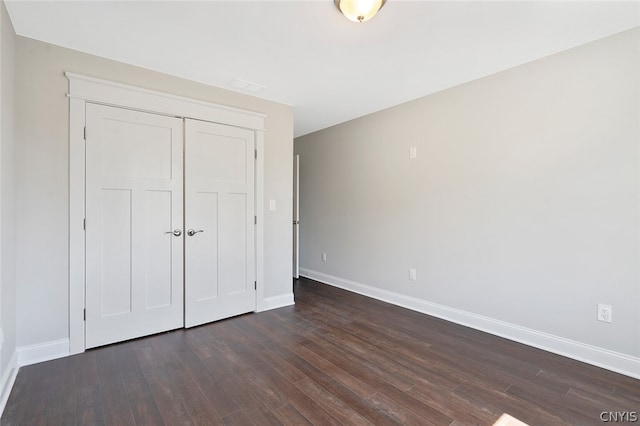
[221,409,256,426]
[369,381,453,425]
[308,321,461,392]
[200,349,284,426]
[565,387,639,418]
[536,367,616,396]
[453,381,565,425]
[261,328,378,399]
[3,277,638,426]
[110,342,166,425]
[505,382,596,424]
[367,391,442,426]
[76,384,107,426]
[272,404,314,426]
[301,332,416,391]
[177,339,241,418]
[260,338,403,425]
[95,348,137,426]
[212,336,345,426]
[294,378,370,425]
[407,382,497,425]
[145,365,195,425]
[233,317,309,384]
[126,392,165,426]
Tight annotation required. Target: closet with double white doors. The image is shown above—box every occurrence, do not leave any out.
[68,73,263,350]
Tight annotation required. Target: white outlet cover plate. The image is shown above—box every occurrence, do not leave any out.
[597,304,612,323]
[409,268,417,281]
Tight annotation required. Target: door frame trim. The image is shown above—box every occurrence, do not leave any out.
[67,73,266,354]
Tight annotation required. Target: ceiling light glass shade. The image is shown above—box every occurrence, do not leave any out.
[334,0,387,23]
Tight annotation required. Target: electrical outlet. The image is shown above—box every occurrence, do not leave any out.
[410,147,417,159]
[409,268,417,281]
[597,304,612,323]
[321,252,327,262]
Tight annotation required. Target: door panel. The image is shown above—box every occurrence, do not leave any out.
[99,189,132,316]
[99,119,173,179]
[144,190,174,308]
[85,103,184,348]
[190,133,247,182]
[184,119,256,327]
[220,193,248,294]
[189,191,220,301]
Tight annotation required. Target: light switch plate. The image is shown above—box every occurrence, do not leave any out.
[269,199,277,211]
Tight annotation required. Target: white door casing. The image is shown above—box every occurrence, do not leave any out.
[184,119,256,327]
[68,73,266,354]
[293,155,300,279]
[85,103,184,348]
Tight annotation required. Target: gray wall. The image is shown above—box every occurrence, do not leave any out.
[295,28,640,358]
[15,36,293,347]
[0,0,16,378]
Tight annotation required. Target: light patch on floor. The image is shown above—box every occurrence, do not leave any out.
[493,413,530,426]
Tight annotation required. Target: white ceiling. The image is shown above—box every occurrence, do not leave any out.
[5,1,640,137]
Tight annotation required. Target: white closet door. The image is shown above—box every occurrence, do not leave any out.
[184,119,256,327]
[85,103,184,348]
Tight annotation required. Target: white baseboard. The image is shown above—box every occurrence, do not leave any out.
[300,268,640,379]
[17,339,69,367]
[258,292,295,312]
[0,351,18,417]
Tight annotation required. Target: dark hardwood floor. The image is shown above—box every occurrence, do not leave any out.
[3,277,639,425]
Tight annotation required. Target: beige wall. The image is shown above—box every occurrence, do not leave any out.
[0,0,16,380]
[15,36,293,347]
[295,28,640,364]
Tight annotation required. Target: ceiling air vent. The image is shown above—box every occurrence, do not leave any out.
[228,78,267,93]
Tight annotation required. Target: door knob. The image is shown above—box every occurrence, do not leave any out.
[187,229,204,237]
[165,229,182,237]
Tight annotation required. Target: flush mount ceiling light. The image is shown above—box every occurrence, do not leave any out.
[334,0,387,23]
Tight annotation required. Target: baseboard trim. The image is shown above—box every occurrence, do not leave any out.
[258,292,295,312]
[300,268,640,379]
[17,339,69,367]
[0,351,18,417]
